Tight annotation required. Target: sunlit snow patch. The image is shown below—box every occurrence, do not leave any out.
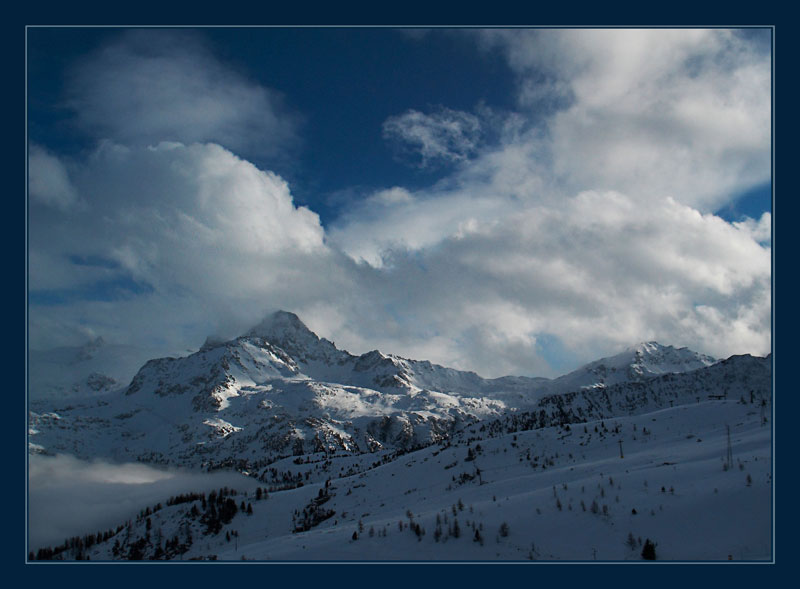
[203,417,242,437]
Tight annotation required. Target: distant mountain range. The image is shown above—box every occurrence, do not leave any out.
[28,311,768,474]
[29,337,152,400]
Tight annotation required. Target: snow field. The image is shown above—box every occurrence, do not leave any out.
[71,398,770,562]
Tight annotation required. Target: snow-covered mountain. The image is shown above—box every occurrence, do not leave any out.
[542,341,716,394]
[29,312,523,467]
[482,353,771,436]
[237,311,546,396]
[194,312,716,401]
[29,311,756,476]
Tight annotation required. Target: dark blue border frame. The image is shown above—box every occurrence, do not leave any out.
[9,4,790,586]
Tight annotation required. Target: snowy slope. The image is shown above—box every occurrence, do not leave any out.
[32,396,771,561]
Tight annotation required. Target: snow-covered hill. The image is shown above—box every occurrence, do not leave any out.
[31,396,772,561]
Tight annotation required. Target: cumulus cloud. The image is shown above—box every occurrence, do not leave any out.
[320,29,771,373]
[328,191,770,376]
[383,107,482,168]
[328,185,516,267]
[28,141,341,352]
[29,142,770,376]
[64,30,300,161]
[28,28,771,379]
[476,28,772,212]
[734,212,771,245]
[28,453,259,550]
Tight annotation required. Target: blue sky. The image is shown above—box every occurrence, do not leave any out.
[27,27,772,377]
[28,28,521,224]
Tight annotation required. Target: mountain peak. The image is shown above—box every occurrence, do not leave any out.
[242,311,346,367]
[199,335,226,352]
[630,341,661,352]
[628,341,715,363]
[611,341,716,377]
[245,310,312,341]
[547,341,717,393]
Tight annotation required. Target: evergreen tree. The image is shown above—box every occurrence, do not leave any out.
[474,528,483,544]
[641,538,657,560]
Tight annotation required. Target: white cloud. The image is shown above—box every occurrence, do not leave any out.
[30,141,769,376]
[328,186,516,267]
[477,28,771,212]
[318,29,771,374]
[383,107,482,168]
[28,453,259,550]
[367,186,415,206]
[64,30,300,161]
[28,141,340,351]
[329,190,770,376]
[28,144,79,210]
[734,212,771,245]
[28,28,771,380]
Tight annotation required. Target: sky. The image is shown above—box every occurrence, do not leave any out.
[27,27,772,378]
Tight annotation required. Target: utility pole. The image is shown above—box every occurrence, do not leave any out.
[618,440,624,459]
[726,425,733,469]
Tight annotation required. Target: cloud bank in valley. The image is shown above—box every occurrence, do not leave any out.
[28,453,260,550]
[28,28,771,378]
